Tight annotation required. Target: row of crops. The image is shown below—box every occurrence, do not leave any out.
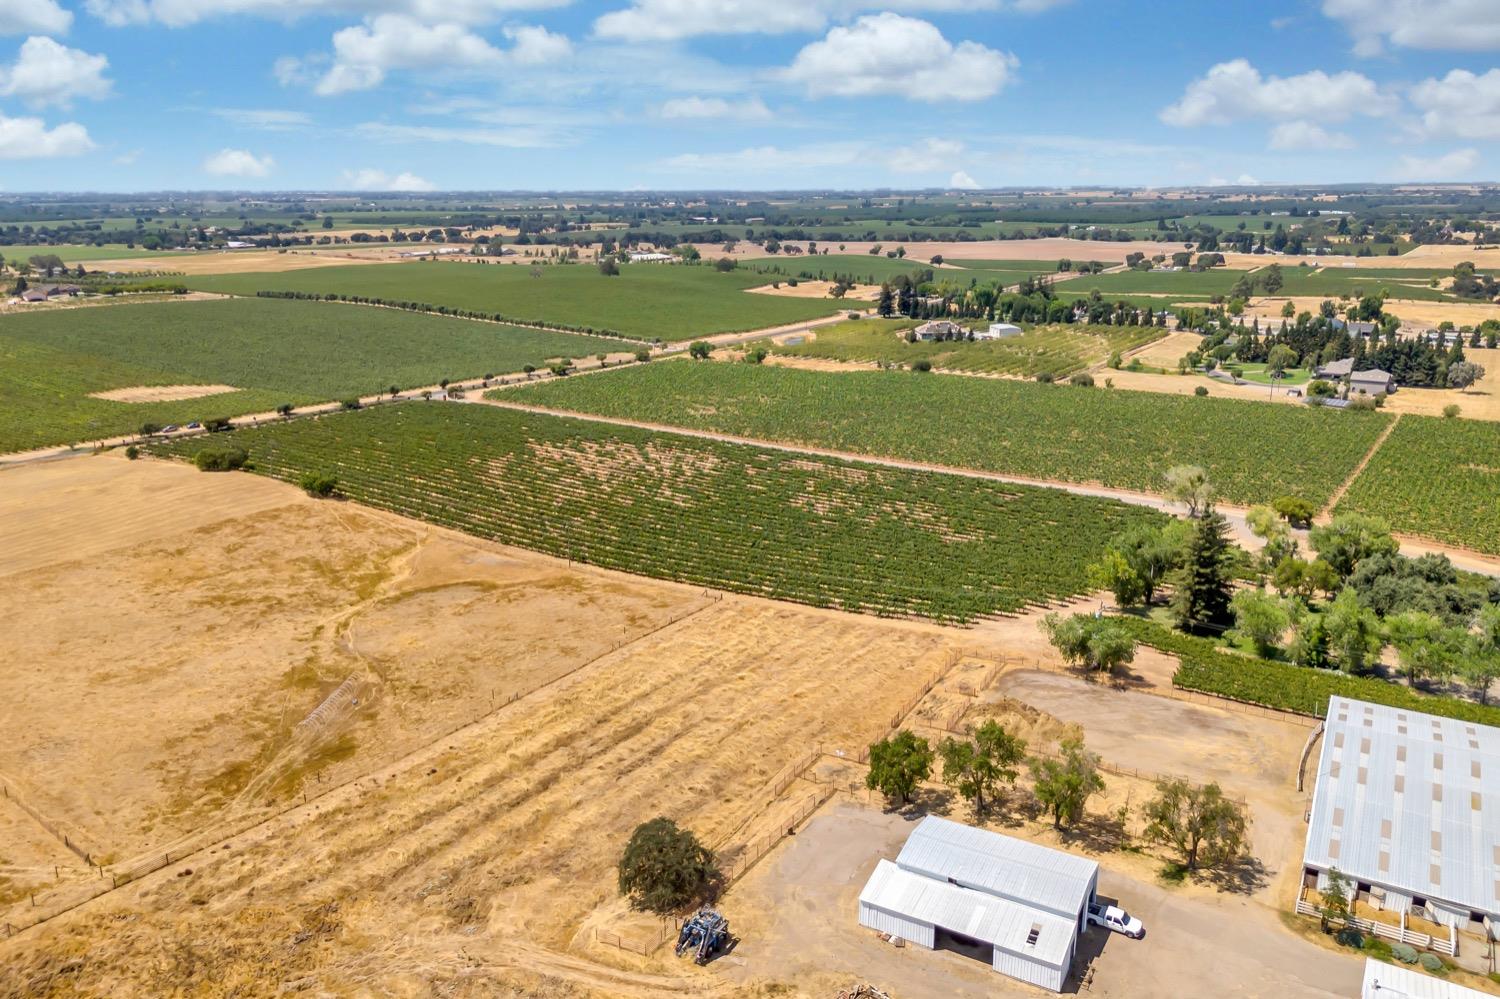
[1115,616,1500,725]
[771,321,1164,379]
[1336,415,1500,555]
[0,297,636,454]
[149,404,1164,625]
[505,362,1393,508]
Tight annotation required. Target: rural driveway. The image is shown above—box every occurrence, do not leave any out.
[722,801,1363,999]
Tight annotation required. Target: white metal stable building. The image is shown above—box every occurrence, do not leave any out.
[1303,697,1500,951]
[1362,958,1491,999]
[858,816,1098,991]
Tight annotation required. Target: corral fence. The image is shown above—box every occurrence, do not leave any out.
[596,915,685,956]
[1294,891,1457,956]
[0,781,95,867]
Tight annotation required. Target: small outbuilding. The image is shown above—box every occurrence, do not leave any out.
[1349,368,1395,396]
[857,817,1098,992]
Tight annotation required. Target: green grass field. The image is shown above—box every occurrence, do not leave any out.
[770,319,1164,378]
[1278,267,1452,301]
[149,404,1163,623]
[503,362,1393,507]
[1051,268,1251,297]
[180,261,846,341]
[0,243,192,262]
[0,297,632,453]
[1336,415,1500,554]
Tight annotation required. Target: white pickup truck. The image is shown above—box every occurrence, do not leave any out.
[1087,901,1144,938]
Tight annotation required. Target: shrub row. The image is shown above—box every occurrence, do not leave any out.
[1114,615,1500,726]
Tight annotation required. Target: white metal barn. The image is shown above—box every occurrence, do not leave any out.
[857,817,1099,992]
[1303,697,1500,952]
[1362,958,1491,998]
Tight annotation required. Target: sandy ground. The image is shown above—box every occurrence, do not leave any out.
[1119,330,1202,369]
[745,280,880,301]
[1245,296,1500,328]
[87,384,239,403]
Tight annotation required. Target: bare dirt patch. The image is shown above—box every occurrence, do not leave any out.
[746,280,880,301]
[88,384,238,403]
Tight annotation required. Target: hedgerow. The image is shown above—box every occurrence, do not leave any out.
[1115,616,1500,725]
[150,404,1164,624]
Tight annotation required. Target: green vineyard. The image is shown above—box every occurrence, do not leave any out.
[770,320,1165,379]
[150,403,1164,624]
[505,362,1393,507]
[1336,415,1500,555]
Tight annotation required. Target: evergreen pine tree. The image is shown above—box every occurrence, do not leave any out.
[1170,510,1236,633]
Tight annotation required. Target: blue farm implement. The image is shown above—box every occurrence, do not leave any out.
[674,907,731,965]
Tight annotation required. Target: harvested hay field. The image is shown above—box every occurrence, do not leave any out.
[746,280,880,301]
[0,454,709,880]
[90,248,401,275]
[87,383,238,403]
[0,452,957,994]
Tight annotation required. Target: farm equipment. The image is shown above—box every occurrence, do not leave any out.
[675,907,731,965]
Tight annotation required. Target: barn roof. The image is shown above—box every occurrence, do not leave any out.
[896,816,1097,919]
[860,860,1076,965]
[1304,697,1500,918]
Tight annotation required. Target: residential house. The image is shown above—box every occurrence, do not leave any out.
[914,320,968,341]
[1315,357,1355,380]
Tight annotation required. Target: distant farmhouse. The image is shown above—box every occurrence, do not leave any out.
[913,320,968,341]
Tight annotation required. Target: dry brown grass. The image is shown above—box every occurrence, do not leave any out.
[87,384,238,403]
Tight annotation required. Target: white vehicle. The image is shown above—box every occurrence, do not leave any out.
[1087,901,1144,938]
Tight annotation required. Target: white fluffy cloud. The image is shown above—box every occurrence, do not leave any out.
[1268,120,1354,150]
[85,0,567,28]
[0,37,111,108]
[1162,59,1392,127]
[0,111,92,157]
[0,0,73,34]
[1323,0,1500,55]
[888,137,965,172]
[1410,69,1500,140]
[341,167,436,191]
[783,14,1017,102]
[202,147,274,177]
[1397,147,1480,180]
[595,0,1065,42]
[659,96,772,121]
[949,169,979,189]
[314,16,568,94]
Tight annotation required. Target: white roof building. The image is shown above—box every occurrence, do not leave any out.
[1362,958,1491,999]
[857,817,1098,992]
[1303,697,1500,942]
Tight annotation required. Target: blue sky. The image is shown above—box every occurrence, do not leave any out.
[1,0,1499,191]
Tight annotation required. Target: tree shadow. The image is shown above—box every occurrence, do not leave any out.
[1199,854,1270,896]
[878,785,957,819]
[1057,809,1132,855]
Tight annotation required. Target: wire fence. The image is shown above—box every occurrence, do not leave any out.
[0,780,95,867]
